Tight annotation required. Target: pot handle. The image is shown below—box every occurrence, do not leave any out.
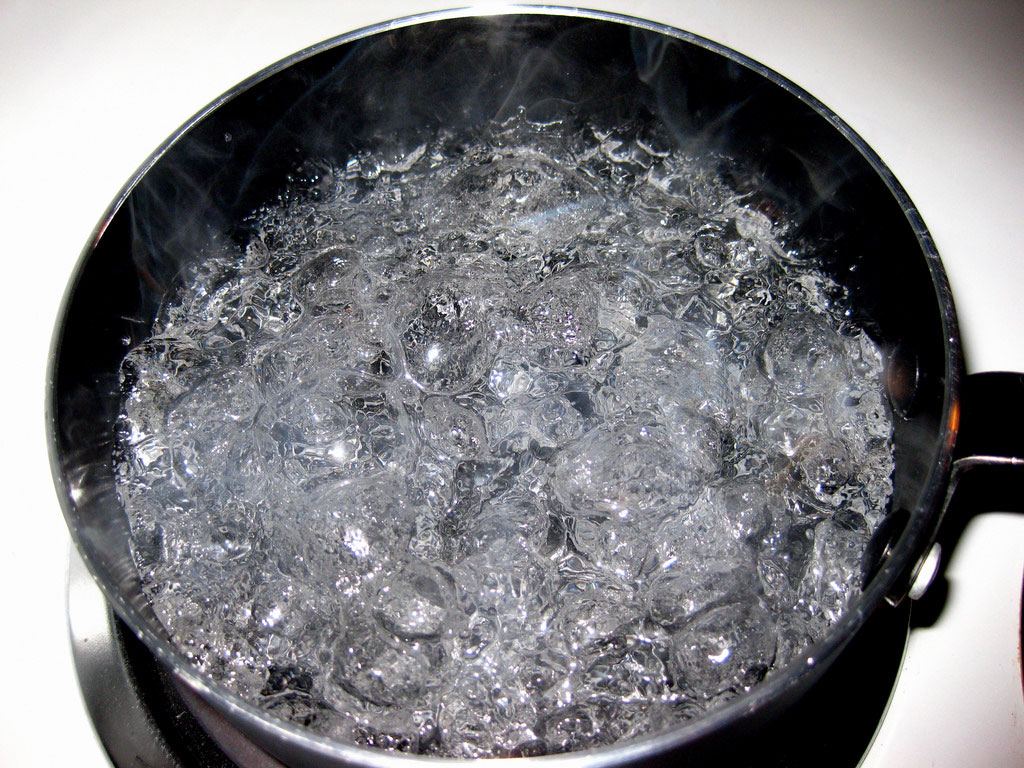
[951,371,1024,485]
[890,371,1024,604]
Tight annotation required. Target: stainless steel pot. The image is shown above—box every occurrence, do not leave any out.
[46,7,1023,766]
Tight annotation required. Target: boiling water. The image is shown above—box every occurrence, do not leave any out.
[116,114,894,757]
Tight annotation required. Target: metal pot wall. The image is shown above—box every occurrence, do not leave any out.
[46,8,1022,767]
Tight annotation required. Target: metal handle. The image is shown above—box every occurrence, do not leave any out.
[950,371,1024,483]
[894,371,1024,603]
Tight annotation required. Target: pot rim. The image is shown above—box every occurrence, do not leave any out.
[46,5,962,765]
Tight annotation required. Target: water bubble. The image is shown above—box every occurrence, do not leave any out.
[614,316,728,419]
[464,495,551,557]
[716,480,772,542]
[792,434,854,507]
[403,279,499,393]
[552,581,640,653]
[485,394,585,455]
[537,704,608,753]
[761,403,819,457]
[418,396,486,460]
[207,518,255,563]
[594,270,651,346]
[769,520,818,585]
[312,477,416,584]
[693,229,731,271]
[512,272,598,366]
[552,423,704,524]
[291,247,357,311]
[487,354,537,400]
[583,638,671,705]
[451,538,552,625]
[734,206,773,240]
[645,502,754,629]
[798,517,869,624]
[251,578,321,642]
[669,602,777,699]
[569,515,651,581]
[332,617,430,707]
[374,561,454,640]
[762,313,848,397]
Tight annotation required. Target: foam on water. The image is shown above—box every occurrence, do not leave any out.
[115,113,894,757]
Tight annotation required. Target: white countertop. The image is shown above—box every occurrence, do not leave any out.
[1,2,1021,766]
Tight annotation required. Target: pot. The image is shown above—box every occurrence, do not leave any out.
[46,7,1023,766]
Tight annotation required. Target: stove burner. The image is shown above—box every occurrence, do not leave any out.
[68,551,909,767]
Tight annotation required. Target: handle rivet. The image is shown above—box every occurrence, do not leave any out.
[908,543,942,601]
